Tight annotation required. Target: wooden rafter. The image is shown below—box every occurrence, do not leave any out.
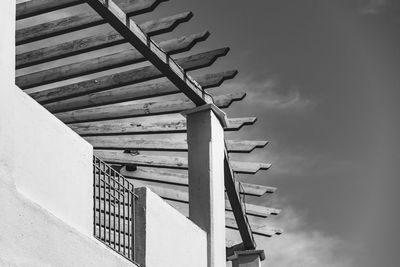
[55,92,244,123]
[86,0,213,105]
[93,150,271,174]
[28,48,228,102]
[118,166,275,196]
[70,116,256,135]
[84,135,267,153]
[16,0,167,20]
[17,12,195,68]
[43,70,238,113]
[17,32,209,88]
[16,0,168,44]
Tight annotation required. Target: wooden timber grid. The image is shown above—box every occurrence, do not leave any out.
[15,0,282,256]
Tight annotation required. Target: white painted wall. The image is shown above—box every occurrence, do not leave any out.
[135,187,208,267]
[0,172,137,267]
[0,0,93,238]
[0,3,134,266]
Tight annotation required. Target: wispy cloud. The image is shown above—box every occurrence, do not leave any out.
[227,203,356,267]
[223,75,313,111]
[358,0,388,15]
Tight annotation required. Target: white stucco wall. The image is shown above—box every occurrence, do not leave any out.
[0,173,137,267]
[1,0,92,239]
[135,187,208,267]
[2,85,94,237]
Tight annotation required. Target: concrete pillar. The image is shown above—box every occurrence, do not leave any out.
[230,250,265,267]
[183,104,227,267]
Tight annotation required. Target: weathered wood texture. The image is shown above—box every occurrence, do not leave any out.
[29,48,228,102]
[56,92,244,123]
[165,200,280,220]
[225,218,283,237]
[117,166,275,196]
[87,0,212,105]
[16,12,194,68]
[17,32,209,89]
[16,0,168,44]
[224,150,256,249]
[84,135,267,153]
[93,150,271,174]
[94,199,280,238]
[160,200,281,237]
[44,70,237,113]
[70,116,256,135]
[122,179,276,218]
[17,0,84,20]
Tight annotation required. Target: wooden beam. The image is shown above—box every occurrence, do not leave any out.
[93,150,270,174]
[70,116,256,135]
[164,200,280,221]
[95,175,276,218]
[225,218,283,237]
[224,149,255,249]
[29,48,228,102]
[16,0,167,43]
[84,135,267,153]
[16,0,84,20]
[93,197,280,238]
[44,70,237,113]
[17,32,209,88]
[162,200,281,237]
[56,92,244,123]
[16,11,194,67]
[86,0,213,106]
[117,166,276,196]
[117,179,276,218]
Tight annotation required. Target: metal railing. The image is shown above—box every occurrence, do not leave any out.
[93,155,137,262]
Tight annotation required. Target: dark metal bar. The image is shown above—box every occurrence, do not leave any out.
[93,155,136,262]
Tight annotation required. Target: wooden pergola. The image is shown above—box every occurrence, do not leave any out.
[15,0,282,261]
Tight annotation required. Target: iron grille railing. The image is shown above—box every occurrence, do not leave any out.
[93,155,137,262]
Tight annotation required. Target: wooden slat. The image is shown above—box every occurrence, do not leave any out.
[44,70,238,113]
[118,166,276,196]
[56,92,245,123]
[94,150,270,174]
[16,0,167,44]
[165,200,280,221]
[162,200,281,237]
[16,11,194,68]
[94,199,280,238]
[70,116,256,135]
[95,180,276,219]
[29,48,229,102]
[17,31,209,89]
[16,0,83,20]
[225,218,283,237]
[224,149,256,249]
[87,0,212,106]
[124,179,276,218]
[84,135,267,153]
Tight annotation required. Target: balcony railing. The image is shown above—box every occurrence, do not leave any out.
[93,155,137,263]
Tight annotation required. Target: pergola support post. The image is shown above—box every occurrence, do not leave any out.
[229,250,265,267]
[183,104,227,267]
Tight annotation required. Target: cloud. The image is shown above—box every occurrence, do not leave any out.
[227,203,356,267]
[222,75,313,111]
[358,0,388,15]
[258,206,355,267]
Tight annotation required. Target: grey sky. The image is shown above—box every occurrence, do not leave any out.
[151,0,400,266]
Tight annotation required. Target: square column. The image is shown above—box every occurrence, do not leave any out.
[183,104,228,267]
[229,250,265,267]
